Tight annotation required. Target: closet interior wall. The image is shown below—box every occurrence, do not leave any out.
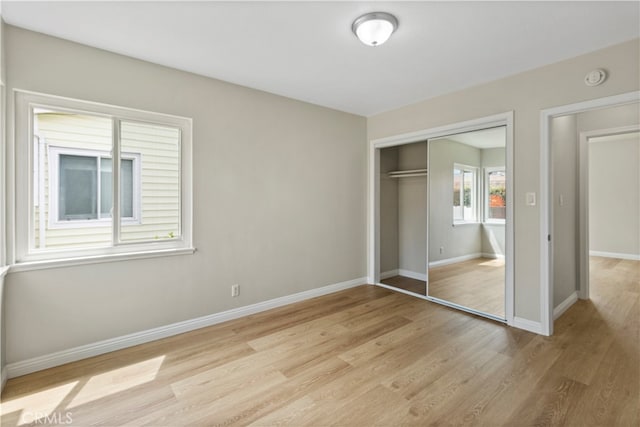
[379,142,428,283]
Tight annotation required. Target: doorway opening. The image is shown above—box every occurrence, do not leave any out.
[580,126,639,300]
[541,91,639,336]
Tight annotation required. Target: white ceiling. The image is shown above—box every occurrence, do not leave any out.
[2,1,639,116]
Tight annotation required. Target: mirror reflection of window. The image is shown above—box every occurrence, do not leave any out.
[453,165,477,223]
[486,168,506,222]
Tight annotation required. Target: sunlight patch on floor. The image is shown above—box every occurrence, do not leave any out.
[67,355,166,409]
[479,258,505,267]
[1,381,79,425]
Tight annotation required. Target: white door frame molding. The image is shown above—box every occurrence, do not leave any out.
[368,112,514,325]
[539,90,640,336]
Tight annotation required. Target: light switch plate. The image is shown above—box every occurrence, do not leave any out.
[526,192,536,206]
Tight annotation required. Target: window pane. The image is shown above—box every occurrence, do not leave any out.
[59,155,98,220]
[453,168,462,219]
[120,121,180,242]
[488,170,506,220]
[463,170,473,208]
[99,158,133,218]
[32,111,112,250]
[453,166,477,222]
[100,158,112,217]
[121,159,134,218]
[463,170,475,220]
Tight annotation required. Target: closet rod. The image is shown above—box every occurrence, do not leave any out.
[389,172,427,178]
[388,168,428,178]
[388,168,427,175]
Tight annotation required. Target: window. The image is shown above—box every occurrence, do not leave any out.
[15,91,193,266]
[485,168,506,223]
[453,164,478,222]
[49,147,140,225]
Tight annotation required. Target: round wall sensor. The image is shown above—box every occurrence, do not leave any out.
[584,69,607,87]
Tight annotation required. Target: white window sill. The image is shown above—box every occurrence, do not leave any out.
[452,221,480,226]
[0,266,9,279]
[9,247,196,273]
[483,220,506,225]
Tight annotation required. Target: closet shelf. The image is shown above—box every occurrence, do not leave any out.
[388,168,428,178]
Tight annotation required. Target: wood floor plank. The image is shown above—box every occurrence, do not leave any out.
[380,321,498,400]
[506,374,588,427]
[404,347,503,419]
[329,384,412,427]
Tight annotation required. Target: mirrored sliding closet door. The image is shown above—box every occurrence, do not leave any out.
[427,127,507,319]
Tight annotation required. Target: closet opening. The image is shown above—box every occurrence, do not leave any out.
[379,141,428,296]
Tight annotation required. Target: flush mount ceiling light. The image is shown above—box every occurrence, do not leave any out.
[352,12,398,47]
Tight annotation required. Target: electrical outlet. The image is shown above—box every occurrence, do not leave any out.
[231,284,239,297]
[439,246,444,254]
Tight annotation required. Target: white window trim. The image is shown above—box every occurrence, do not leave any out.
[484,166,506,224]
[453,162,479,224]
[12,90,194,268]
[47,146,142,229]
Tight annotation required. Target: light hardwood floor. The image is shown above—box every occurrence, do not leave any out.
[429,257,505,318]
[381,257,505,317]
[380,275,426,295]
[1,256,638,426]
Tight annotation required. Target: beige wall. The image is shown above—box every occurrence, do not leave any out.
[577,103,640,132]
[589,132,640,256]
[379,146,399,273]
[398,142,427,275]
[551,115,578,307]
[4,26,367,363]
[369,38,640,322]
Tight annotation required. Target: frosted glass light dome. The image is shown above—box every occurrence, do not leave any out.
[352,12,398,47]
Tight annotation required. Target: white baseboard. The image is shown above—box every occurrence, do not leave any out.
[589,250,640,261]
[510,316,544,335]
[553,291,578,320]
[1,366,7,391]
[429,253,482,268]
[379,269,399,280]
[398,269,427,281]
[6,277,367,379]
